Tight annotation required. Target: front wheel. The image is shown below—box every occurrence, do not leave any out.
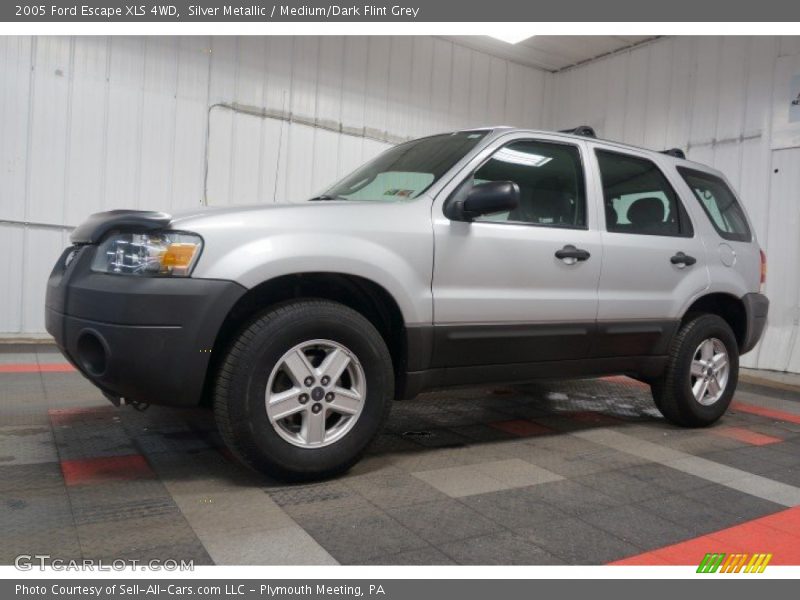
[651,314,739,427]
[214,299,394,481]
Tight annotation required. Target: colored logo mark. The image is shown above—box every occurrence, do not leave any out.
[697,553,772,573]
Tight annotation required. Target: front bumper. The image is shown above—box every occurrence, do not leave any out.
[741,292,769,354]
[45,244,246,407]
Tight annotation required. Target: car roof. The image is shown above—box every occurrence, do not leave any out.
[464,125,715,172]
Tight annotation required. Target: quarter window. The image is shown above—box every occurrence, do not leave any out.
[596,150,692,237]
[466,140,587,228]
[677,167,751,242]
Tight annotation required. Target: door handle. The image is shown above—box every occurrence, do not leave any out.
[670,252,697,267]
[555,244,591,265]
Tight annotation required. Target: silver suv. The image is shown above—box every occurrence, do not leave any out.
[46,126,769,480]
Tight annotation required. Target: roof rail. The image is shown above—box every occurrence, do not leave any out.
[558,125,597,138]
[661,148,686,159]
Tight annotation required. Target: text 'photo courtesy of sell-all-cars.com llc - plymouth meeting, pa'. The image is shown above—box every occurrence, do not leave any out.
[45,124,768,481]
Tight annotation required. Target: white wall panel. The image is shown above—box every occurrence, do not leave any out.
[0,36,32,223]
[103,37,146,211]
[0,225,24,333]
[27,36,71,224]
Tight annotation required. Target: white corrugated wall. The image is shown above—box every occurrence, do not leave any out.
[0,35,550,336]
[546,36,800,372]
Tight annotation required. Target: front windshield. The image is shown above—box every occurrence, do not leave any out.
[315,130,488,202]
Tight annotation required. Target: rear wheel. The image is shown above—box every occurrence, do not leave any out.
[651,314,739,427]
[214,299,394,480]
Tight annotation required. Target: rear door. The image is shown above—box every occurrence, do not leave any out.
[588,145,710,357]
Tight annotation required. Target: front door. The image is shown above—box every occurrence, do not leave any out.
[431,136,602,368]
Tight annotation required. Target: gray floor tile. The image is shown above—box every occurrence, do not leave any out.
[0,487,74,536]
[636,493,741,537]
[386,500,498,544]
[77,513,200,556]
[523,479,624,515]
[361,547,456,565]
[343,469,448,509]
[0,461,65,492]
[618,463,713,493]
[298,507,429,564]
[579,504,694,551]
[412,458,562,498]
[520,517,641,564]
[2,527,82,564]
[572,470,672,503]
[85,540,215,565]
[461,486,568,529]
[0,425,59,465]
[439,531,562,565]
[759,464,800,487]
[201,525,338,565]
[704,447,791,475]
[683,483,786,523]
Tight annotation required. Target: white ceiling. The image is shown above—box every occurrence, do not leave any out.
[441,35,658,72]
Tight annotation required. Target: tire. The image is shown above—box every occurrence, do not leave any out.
[651,314,739,427]
[214,299,394,481]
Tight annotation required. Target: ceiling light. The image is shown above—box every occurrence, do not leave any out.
[494,148,552,167]
[487,33,535,45]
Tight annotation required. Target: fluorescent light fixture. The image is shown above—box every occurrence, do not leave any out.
[487,33,535,45]
[494,147,552,167]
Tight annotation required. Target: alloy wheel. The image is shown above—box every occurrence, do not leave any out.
[265,339,366,448]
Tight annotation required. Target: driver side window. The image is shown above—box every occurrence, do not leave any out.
[470,140,587,229]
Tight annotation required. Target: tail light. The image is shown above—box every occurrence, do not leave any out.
[760,249,767,293]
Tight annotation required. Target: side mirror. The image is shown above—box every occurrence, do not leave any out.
[447,181,520,221]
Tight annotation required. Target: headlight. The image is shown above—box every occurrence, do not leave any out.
[91,231,203,277]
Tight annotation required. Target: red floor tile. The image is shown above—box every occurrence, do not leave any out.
[61,454,155,486]
[48,406,116,426]
[599,375,650,389]
[711,426,783,446]
[0,363,75,373]
[490,419,553,437]
[732,401,800,426]
[708,521,800,565]
[610,506,800,566]
[568,411,622,425]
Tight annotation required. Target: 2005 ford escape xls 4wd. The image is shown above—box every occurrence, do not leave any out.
[46,126,769,480]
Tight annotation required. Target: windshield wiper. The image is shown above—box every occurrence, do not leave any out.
[308,194,347,201]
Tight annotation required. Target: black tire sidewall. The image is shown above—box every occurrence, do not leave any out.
[673,315,739,424]
[226,302,393,478]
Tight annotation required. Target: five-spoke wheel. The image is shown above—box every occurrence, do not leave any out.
[651,314,739,427]
[690,337,730,406]
[214,299,393,480]
[266,340,366,448]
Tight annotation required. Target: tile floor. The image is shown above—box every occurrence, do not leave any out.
[2,344,800,565]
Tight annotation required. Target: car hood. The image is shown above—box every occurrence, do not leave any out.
[168,200,423,238]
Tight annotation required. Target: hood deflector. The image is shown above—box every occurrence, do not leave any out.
[70,210,172,244]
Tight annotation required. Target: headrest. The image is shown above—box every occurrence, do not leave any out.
[627,197,665,226]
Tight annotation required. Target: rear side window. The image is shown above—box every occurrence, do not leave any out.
[677,167,752,242]
[596,150,692,237]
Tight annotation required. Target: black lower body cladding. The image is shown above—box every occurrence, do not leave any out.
[741,292,769,354]
[45,245,246,407]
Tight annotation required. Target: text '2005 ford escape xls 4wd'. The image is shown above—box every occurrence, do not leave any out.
[46,126,769,480]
